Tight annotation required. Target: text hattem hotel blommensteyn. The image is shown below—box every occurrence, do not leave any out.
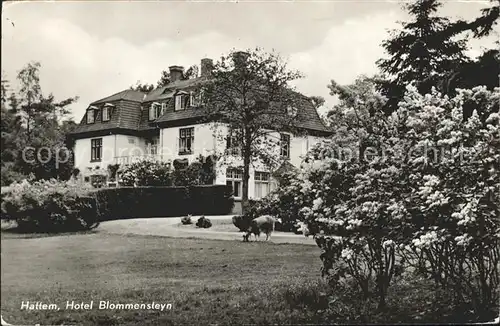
[20,300,173,311]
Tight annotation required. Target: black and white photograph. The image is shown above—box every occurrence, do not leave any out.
[1,0,499,325]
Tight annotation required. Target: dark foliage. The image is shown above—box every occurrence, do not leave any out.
[377,0,469,113]
[95,185,234,221]
[232,215,252,232]
[196,215,212,228]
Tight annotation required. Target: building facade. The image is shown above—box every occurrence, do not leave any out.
[69,57,331,200]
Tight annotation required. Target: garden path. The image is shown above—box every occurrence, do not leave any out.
[99,216,317,245]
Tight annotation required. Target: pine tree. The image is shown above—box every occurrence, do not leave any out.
[377,0,468,113]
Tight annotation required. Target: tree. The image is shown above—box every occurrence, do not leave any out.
[309,95,325,110]
[1,89,25,185]
[202,49,303,214]
[450,0,500,37]
[130,81,155,93]
[130,64,200,92]
[1,62,79,183]
[377,0,468,113]
[441,49,500,120]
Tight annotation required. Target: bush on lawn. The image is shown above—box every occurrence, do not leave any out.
[196,216,212,228]
[181,214,193,225]
[244,196,301,233]
[271,86,500,316]
[1,179,100,233]
[232,215,252,232]
[95,185,234,220]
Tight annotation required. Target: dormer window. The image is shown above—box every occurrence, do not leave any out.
[149,102,161,120]
[287,105,298,118]
[189,91,197,107]
[161,102,167,115]
[86,106,97,124]
[175,92,189,111]
[102,103,114,122]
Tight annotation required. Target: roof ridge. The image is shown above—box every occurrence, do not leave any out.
[91,89,129,104]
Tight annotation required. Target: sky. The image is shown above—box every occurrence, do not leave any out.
[1,0,498,120]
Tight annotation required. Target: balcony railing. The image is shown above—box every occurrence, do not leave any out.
[114,154,164,165]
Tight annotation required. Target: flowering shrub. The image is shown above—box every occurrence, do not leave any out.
[119,161,172,186]
[1,179,99,232]
[118,156,216,187]
[272,86,499,312]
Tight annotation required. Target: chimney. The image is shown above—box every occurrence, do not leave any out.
[169,65,184,82]
[200,58,213,77]
[232,51,250,70]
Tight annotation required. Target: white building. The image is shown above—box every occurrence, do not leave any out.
[69,57,331,202]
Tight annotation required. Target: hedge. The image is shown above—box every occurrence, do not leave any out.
[95,185,234,221]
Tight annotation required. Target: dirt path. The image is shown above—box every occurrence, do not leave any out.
[98,216,317,245]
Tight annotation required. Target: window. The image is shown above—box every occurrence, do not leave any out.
[179,127,194,154]
[161,103,167,115]
[149,102,161,120]
[148,137,159,155]
[226,130,241,156]
[280,133,290,158]
[226,167,243,198]
[254,171,273,199]
[175,95,188,111]
[287,105,298,117]
[86,109,95,124]
[189,91,198,107]
[128,137,136,144]
[102,107,110,122]
[91,138,102,162]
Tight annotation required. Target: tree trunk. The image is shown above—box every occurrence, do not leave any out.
[241,131,252,216]
[241,152,250,215]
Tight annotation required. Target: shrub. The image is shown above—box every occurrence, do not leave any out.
[1,179,99,233]
[232,215,252,231]
[118,156,216,188]
[181,215,193,225]
[273,86,500,314]
[119,161,172,186]
[196,216,212,228]
[245,197,300,233]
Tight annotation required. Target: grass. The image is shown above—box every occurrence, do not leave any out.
[2,230,497,325]
[1,232,324,325]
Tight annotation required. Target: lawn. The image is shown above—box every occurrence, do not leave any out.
[2,231,495,325]
[1,232,324,325]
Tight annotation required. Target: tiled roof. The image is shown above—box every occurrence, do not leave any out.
[91,89,145,105]
[70,78,331,137]
[143,77,206,102]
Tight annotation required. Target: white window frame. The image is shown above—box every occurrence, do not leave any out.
[226,167,243,199]
[175,95,187,111]
[287,105,298,117]
[148,137,159,155]
[90,138,102,162]
[226,129,241,156]
[87,107,97,124]
[102,106,110,122]
[161,102,167,115]
[254,171,272,199]
[179,127,194,155]
[149,102,161,120]
[280,133,291,158]
[189,91,196,107]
